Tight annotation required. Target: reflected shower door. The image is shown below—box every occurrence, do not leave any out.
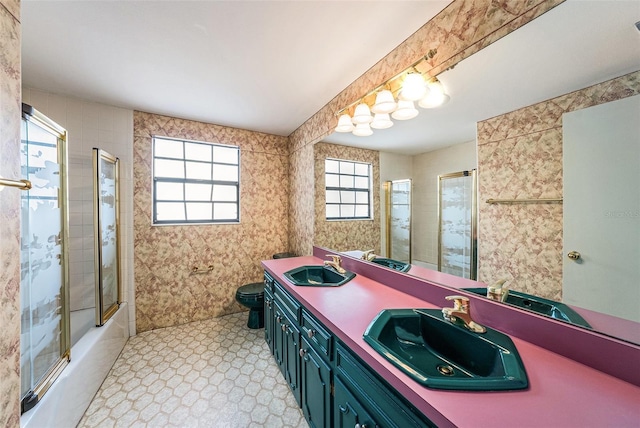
[20,104,70,412]
[438,170,477,280]
[385,179,411,263]
[94,149,121,326]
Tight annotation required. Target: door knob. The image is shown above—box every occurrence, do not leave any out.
[567,251,581,261]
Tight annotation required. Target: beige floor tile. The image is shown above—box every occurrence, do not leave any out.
[79,312,307,427]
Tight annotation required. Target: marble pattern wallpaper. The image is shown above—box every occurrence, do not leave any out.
[288,142,315,257]
[287,0,564,256]
[477,71,640,300]
[133,112,289,332]
[0,0,22,426]
[313,143,380,253]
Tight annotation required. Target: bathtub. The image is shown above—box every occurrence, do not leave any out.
[21,303,129,428]
[70,307,97,347]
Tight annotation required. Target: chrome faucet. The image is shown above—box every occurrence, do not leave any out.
[442,295,486,333]
[361,250,377,261]
[324,254,346,274]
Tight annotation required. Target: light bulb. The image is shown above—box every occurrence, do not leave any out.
[399,73,427,101]
[419,79,450,108]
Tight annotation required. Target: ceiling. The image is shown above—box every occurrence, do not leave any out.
[21,0,451,137]
[20,1,640,155]
[326,0,640,154]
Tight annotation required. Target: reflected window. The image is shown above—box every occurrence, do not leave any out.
[325,158,372,220]
[152,137,239,224]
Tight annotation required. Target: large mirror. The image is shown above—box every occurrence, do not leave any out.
[324,1,640,344]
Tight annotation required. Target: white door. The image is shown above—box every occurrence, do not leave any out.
[563,94,640,323]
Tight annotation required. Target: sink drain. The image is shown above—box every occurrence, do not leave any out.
[437,364,455,376]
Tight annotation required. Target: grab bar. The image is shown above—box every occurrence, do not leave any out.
[486,197,562,204]
[0,177,32,190]
[191,265,214,274]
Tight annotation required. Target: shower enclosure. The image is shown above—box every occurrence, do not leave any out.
[20,104,70,413]
[438,170,477,280]
[93,149,121,326]
[384,179,411,262]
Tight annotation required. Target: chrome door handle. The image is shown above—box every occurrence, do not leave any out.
[567,251,581,261]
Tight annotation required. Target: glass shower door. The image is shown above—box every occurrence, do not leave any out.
[94,149,121,326]
[385,179,411,262]
[20,104,70,413]
[438,170,477,280]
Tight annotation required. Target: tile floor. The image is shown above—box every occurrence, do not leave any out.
[79,312,307,427]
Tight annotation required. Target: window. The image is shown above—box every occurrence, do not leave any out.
[325,158,372,220]
[152,136,239,224]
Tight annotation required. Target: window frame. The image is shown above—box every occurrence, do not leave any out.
[151,135,240,225]
[325,158,373,221]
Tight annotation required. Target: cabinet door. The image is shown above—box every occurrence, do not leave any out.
[283,314,301,406]
[300,339,332,428]
[335,343,433,428]
[334,376,379,428]
[264,287,274,355]
[273,304,286,372]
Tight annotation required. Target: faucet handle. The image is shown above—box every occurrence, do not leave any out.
[443,295,486,334]
[445,295,469,311]
[361,250,375,260]
[325,254,341,264]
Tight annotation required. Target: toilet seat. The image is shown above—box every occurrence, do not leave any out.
[235,282,264,304]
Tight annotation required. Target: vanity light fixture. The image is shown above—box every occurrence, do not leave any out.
[371,89,397,114]
[353,122,374,137]
[371,113,394,130]
[392,100,419,120]
[398,72,427,101]
[419,77,450,108]
[333,48,446,136]
[352,103,373,124]
[335,114,355,133]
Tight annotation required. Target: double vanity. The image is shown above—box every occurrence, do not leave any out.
[262,247,639,427]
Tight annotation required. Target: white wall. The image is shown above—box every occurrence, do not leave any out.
[379,152,412,257]
[412,140,477,267]
[22,88,136,337]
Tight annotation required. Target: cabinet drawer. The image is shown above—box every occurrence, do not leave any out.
[275,281,300,323]
[335,342,433,428]
[301,309,332,360]
[263,272,275,292]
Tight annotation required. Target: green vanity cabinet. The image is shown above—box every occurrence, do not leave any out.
[335,342,434,428]
[300,338,332,428]
[334,376,379,428]
[273,282,302,406]
[264,284,275,356]
[300,308,334,427]
[263,271,434,428]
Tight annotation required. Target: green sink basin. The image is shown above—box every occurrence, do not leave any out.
[363,309,528,391]
[463,288,591,329]
[370,257,411,273]
[284,265,355,287]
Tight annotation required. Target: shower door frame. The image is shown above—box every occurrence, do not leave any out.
[93,149,121,326]
[20,104,71,413]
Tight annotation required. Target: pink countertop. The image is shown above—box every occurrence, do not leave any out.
[263,256,640,428]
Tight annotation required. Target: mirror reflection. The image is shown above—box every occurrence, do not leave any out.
[326,1,640,344]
